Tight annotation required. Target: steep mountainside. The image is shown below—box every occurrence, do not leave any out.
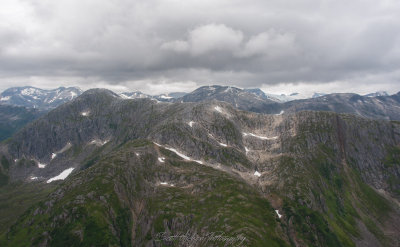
[0,86,82,110]
[280,92,400,120]
[178,86,400,120]
[0,89,399,246]
[0,105,44,141]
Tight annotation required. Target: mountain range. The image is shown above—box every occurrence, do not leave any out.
[1,85,400,143]
[0,86,82,110]
[0,87,399,246]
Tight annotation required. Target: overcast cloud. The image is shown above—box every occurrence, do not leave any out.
[0,0,400,95]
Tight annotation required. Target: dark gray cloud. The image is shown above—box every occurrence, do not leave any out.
[0,0,399,95]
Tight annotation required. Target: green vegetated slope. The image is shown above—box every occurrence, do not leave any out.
[0,105,44,142]
[271,112,400,247]
[1,135,398,246]
[0,140,288,247]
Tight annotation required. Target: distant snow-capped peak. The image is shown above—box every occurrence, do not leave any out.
[0,86,82,109]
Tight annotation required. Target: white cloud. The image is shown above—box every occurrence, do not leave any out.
[162,24,244,56]
[161,40,189,53]
[238,30,298,58]
[0,0,399,94]
[188,24,243,55]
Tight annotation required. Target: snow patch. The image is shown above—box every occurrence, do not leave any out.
[120,93,130,99]
[245,147,250,154]
[254,171,261,177]
[214,106,223,113]
[89,139,109,146]
[188,121,195,127]
[47,168,75,183]
[160,182,175,187]
[38,162,47,169]
[208,133,228,147]
[51,142,72,159]
[70,91,77,98]
[275,210,282,218]
[243,132,278,140]
[21,88,39,96]
[81,111,90,116]
[30,176,38,180]
[0,96,10,101]
[158,157,165,163]
[135,153,140,157]
[155,142,203,164]
[48,96,57,103]
[163,146,203,164]
[164,147,191,160]
[276,110,284,115]
[160,95,172,99]
[224,86,232,93]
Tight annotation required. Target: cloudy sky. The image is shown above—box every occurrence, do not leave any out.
[1,0,400,95]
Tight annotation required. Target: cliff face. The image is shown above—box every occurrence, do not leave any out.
[0,89,399,246]
[0,105,44,141]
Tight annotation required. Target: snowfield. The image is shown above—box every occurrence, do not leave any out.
[160,182,175,187]
[38,162,47,169]
[243,132,278,140]
[89,139,109,146]
[0,96,10,101]
[154,142,203,164]
[214,106,223,113]
[47,168,75,183]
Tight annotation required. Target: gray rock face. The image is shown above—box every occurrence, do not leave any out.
[2,89,399,200]
[177,86,400,120]
[0,105,44,141]
[280,92,400,120]
[0,86,82,110]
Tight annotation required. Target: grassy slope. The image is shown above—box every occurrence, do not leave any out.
[0,182,56,234]
[272,113,396,247]
[0,140,289,246]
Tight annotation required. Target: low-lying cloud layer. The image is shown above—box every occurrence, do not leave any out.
[1,0,399,95]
